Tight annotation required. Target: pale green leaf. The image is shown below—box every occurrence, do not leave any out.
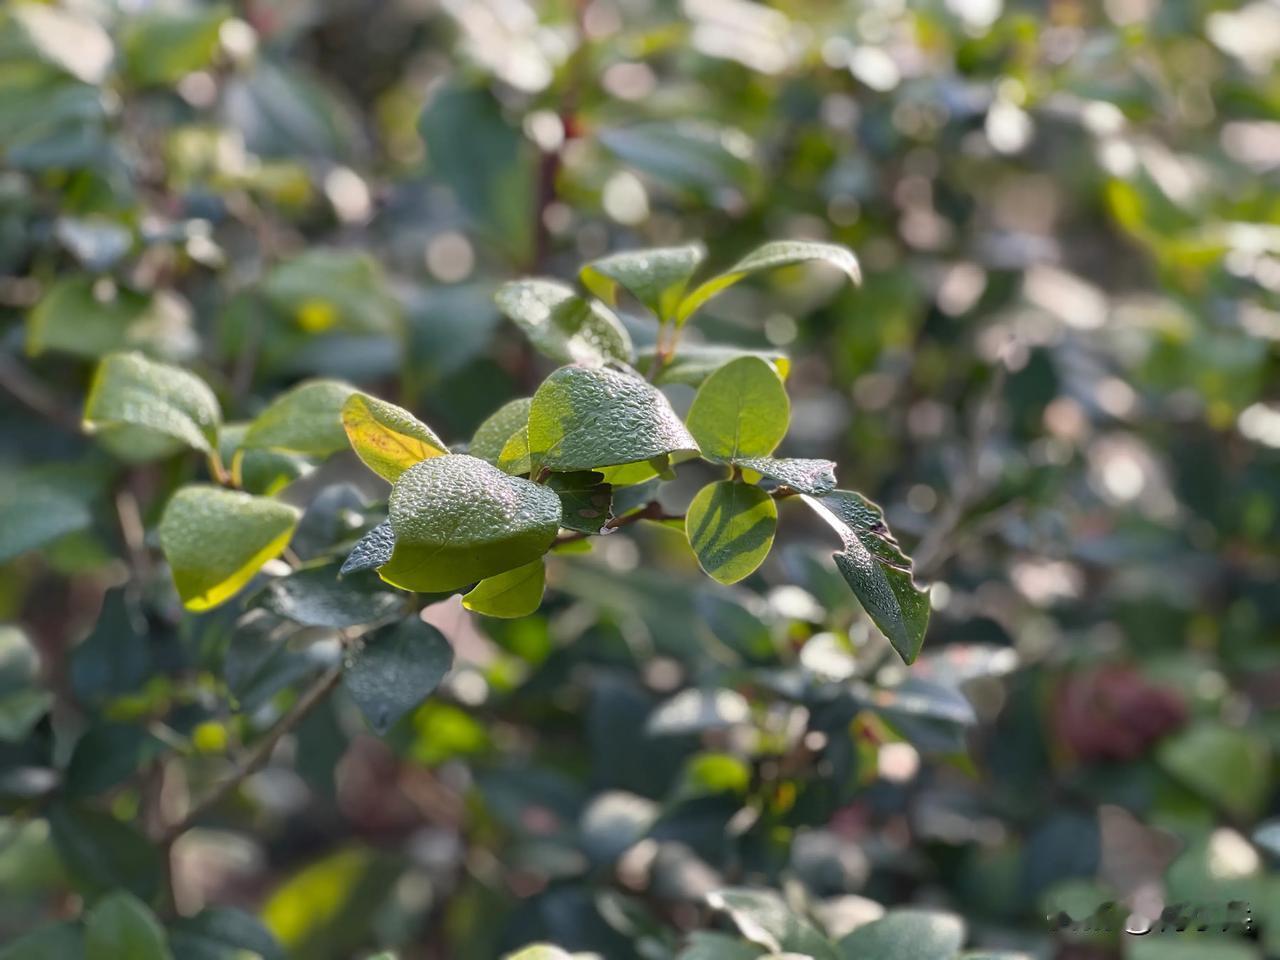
[27,278,193,360]
[242,380,356,456]
[380,454,561,592]
[496,427,532,476]
[85,891,172,960]
[707,888,838,960]
[1157,722,1272,821]
[262,249,399,334]
[528,365,698,472]
[470,397,531,464]
[121,7,227,88]
[686,356,789,460]
[158,485,300,611]
[686,481,776,584]
[641,342,789,387]
[580,243,706,323]
[678,240,860,325]
[495,279,632,367]
[341,392,447,482]
[676,932,764,960]
[83,351,220,457]
[803,491,930,664]
[344,616,453,734]
[462,560,545,618]
[836,909,964,960]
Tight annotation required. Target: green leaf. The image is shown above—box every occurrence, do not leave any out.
[470,398,532,464]
[419,83,535,263]
[341,392,447,482]
[495,279,633,367]
[83,351,221,458]
[47,803,162,902]
[462,560,545,618]
[504,946,583,960]
[676,932,764,960]
[836,909,964,960]
[1157,722,1272,820]
[0,923,85,960]
[220,424,311,496]
[121,7,227,87]
[803,491,930,664]
[641,343,790,387]
[0,465,99,565]
[262,250,400,334]
[158,485,300,611]
[380,454,561,592]
[65,722,163,796]
[547,471,613,534]
[27,277,192,360]
[344,616,453,734]
[253,563,403,628]
[242,380,356,456]
[340,522,395,576]
[738,456,836,495]
[0,624,52,740]
[707,888,838,960]
[678,240,860,325]
[497,427,532,476]
[599,122,757,197]
[686,482,776,585]
[85,891,172,960]
[686,356,789,460]
[528,365,698,472]
[580,244,706,323]
[169,907,285,960]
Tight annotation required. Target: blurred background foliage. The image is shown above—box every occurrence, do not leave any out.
[1,0,1279,957]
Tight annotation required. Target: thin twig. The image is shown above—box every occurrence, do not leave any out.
[159,665,343,843]
[912,359,1009,579]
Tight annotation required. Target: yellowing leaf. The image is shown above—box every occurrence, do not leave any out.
[158,486,300,611]
[462,560,545,618]
[341,392,447,482]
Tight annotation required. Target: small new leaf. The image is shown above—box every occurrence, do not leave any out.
[495,279,632,367]
[83,351,220,457]
[678,240,860,325]
[579,243,705,324]
[462,560,545,618]
[341,392,447,482]
[528,365,698,472]
[158,485,300,611]
[803,491,929,664]
[686,481,777,585]
[344,616,453,735]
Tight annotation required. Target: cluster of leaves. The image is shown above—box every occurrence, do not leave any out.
[2,0,1279,958]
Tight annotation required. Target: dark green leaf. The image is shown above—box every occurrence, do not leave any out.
[547,471,613,534]
[343,616,453,735]
[340,521,395,576]
[253,563,403,628]
[739,456,836,495]
[85,891,172,960]
[47,803,162,902]
[528,365,698,472]
[168,907,285,960]
[803,491,929,664]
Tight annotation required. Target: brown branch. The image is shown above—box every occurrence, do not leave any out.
[159,664,343,844]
